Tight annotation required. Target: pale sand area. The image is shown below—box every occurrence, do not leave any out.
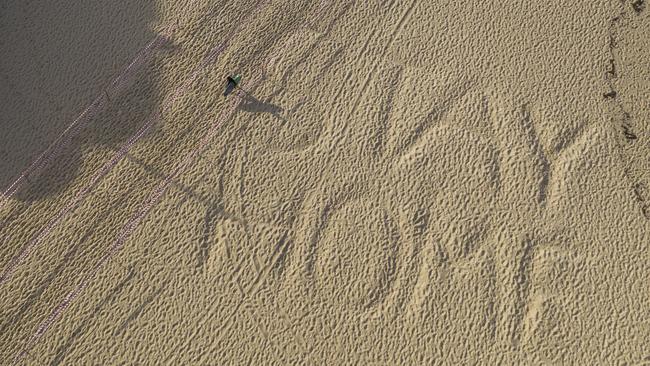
[1,0,649,364]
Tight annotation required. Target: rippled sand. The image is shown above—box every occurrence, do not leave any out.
[1,0,649,364]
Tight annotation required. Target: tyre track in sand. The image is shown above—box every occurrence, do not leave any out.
[15,1,344,363]
[0,33,169,213]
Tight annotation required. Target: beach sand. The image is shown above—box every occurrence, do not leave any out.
[1,0,649,364]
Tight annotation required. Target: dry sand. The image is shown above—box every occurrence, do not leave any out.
[1,0,649,364]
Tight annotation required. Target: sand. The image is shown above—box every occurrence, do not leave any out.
[1,0,649,364]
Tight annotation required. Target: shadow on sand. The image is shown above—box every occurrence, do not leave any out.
[0,0,160,202]
[239,92,287,123]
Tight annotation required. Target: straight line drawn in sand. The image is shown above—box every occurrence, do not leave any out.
[12,75,262,366]
[331,1,394,105]
[348,0,417,117]
[0,42,228,287]
[391,81,474,162]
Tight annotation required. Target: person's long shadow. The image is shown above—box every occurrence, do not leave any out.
[239,92,287,123]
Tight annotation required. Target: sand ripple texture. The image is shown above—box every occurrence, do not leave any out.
[1,0,649,365]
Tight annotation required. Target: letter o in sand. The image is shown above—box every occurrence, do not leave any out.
[309,198,400,313]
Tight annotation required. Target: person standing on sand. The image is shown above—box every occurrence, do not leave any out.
[223,74,242,97]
